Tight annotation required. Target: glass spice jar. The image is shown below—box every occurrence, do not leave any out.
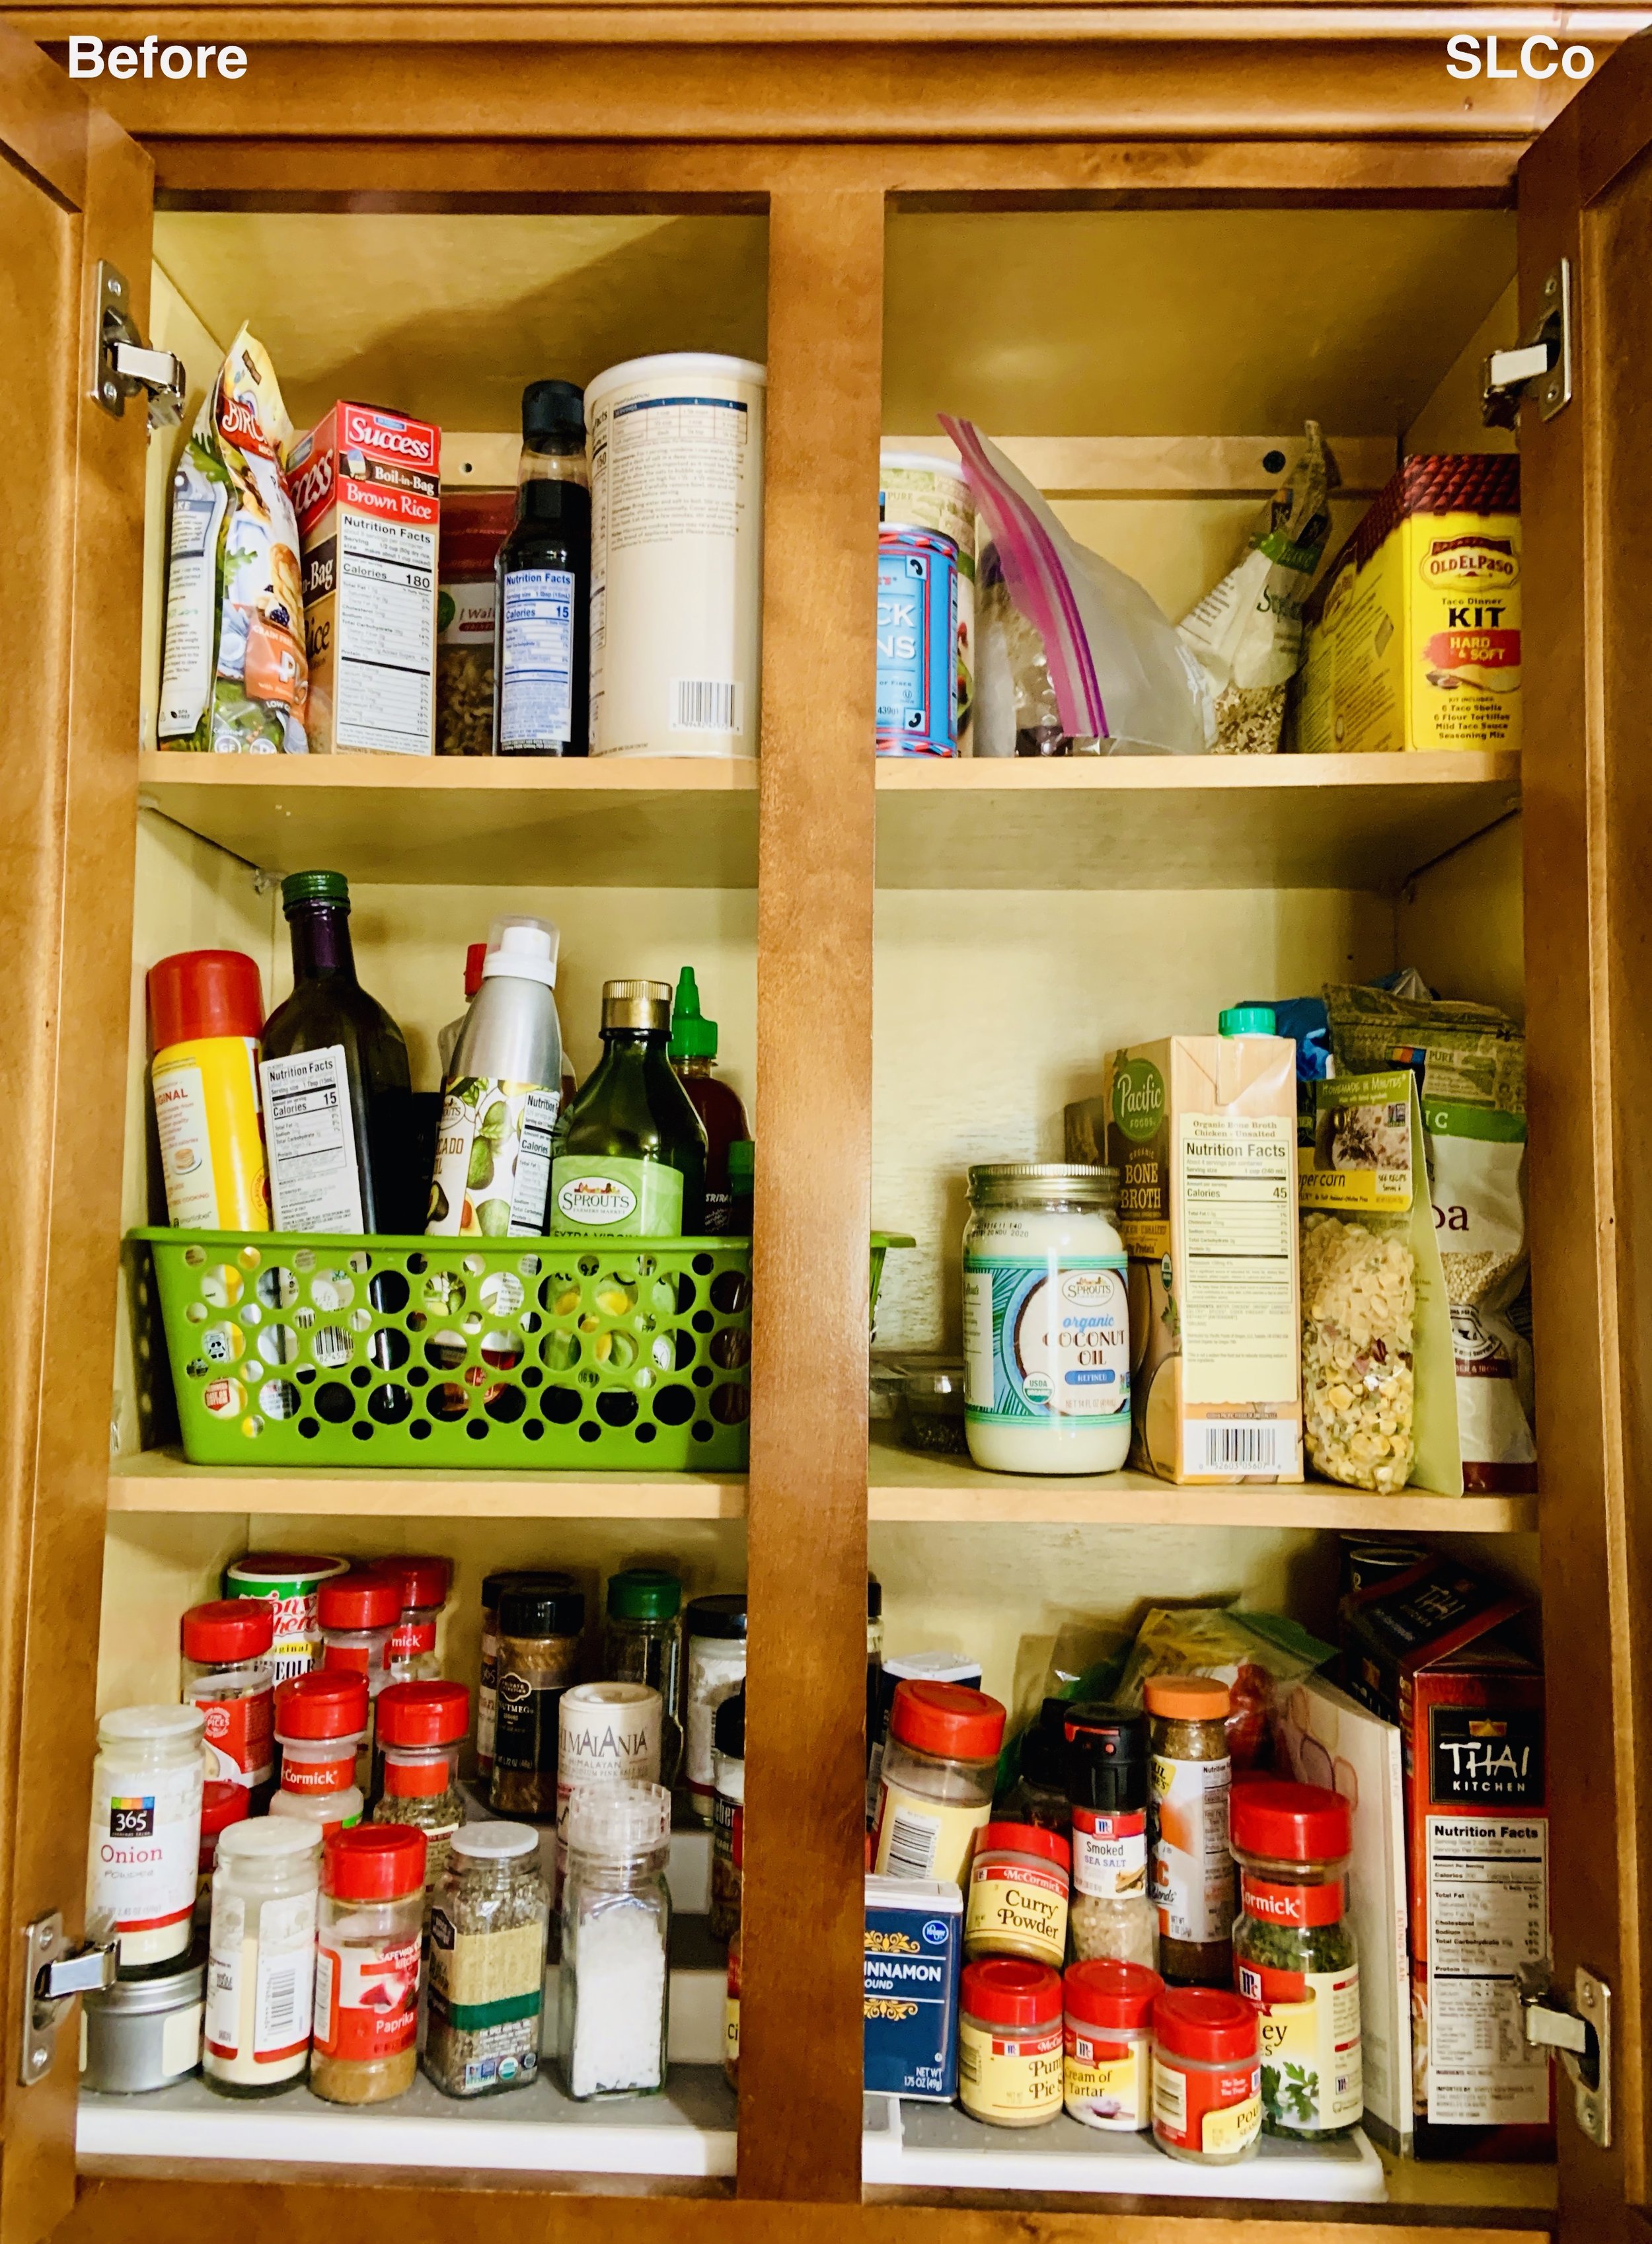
[996,1702,1072,1834]
[87,1704,206,1969]
[1146,1675,1234,1987]
[477,1569,554,1781]
[181,1599,276,1799]
[872,1678,1005,1887]
[1230,1779,1361,2140]
[490,1579,585,1817]
[710,1688,745,1944]
[558,1680,663,1892]
[1150,1986,1262,2166]
[383,1554,451,1684]
[683,1594,747,1824]
[1063,1957,1162,2132]
[204,1820,322,2098]
[603,1568,684,1791]
[371,1680,470,1922]
[424,1822,549,2099]
[958,1957,1064,2128]
[311,1825,426,2106]
[196,1781,250,1927]
[1065,1703,1156,1968]
[435,489,515,755]
[964,1823,1070,1967]
[320,1569,403,1795]
[267,1670,368,1844]
[558,1781,673,2101]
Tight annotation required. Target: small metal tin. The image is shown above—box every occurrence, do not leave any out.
[81,1944,206,2095]
[876,527,959,757]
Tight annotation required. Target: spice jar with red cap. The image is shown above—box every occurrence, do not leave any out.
[1064,1958,1162,2131]
[311,1824,427,2106]
[383,1555,452,1684]
[872,1678,1006,1887]
[320,1570,403,1791]
[196,1780,250,1922]
[965,1824,1070,1966]
[958,1957,1064,2127]
[181,1599,276,1798]
[371,1680,470,1918]
[1230,1778,1361,2139]
[268,1671,368,1843]
[1150,1986,1262,2165]
[146,948,269,1231]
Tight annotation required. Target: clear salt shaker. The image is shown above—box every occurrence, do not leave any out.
[557,1781,672,2101]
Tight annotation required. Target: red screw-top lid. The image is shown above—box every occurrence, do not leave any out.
[181,1598,275,1664]
[961,1957,1063,2030]
[377,1679,470,1748]
[382,1554,452,1612]
[463,944,488,1001]
[1229,1777,1351,1864]
[276,1670,370,1739]
[977,1821,1070,1876]
[318,1570,402,1631]
[323,1822,428,1901]
[1153,1987,1259,2064]
[200,1780,250,1840]
[1065,1959,1163,2034]
[890,1678,1006,1762]
[148,950,264,1050]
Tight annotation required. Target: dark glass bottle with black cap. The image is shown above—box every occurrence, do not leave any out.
[494,379,591,757]
[258,869,422,1234]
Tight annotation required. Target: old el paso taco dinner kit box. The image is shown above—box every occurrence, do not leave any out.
[1298,453,1520,755]
[1341,1558,1551,2159]
[287,404,441,756]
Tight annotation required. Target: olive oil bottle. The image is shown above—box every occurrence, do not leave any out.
[552,981,707,1236]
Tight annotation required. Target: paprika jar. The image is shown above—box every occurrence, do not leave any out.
[1150,1987,1262,2165]
[872,1678,1005,1887]
[1230,1779,1361,2140]
[181,1599,276,1797]
[371,1680,470,1920]
[958,1957,1063,2128]
[267,1671,367,1844]
[1063,1958,1162,2132]
[311,1824,426,2106]
[964,1823,1070,1966]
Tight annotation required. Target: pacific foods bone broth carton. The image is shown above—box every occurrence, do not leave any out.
[1296,454,1521,755]
[1099,1036,1302,1484]
[1340,1559,1551,2159]
[288,404,441,755]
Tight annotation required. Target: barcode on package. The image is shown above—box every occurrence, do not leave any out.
[672,679,742,733]
[1197,1421,1282,1472]
[883,1808,940,1879]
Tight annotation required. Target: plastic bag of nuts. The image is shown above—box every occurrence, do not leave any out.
[436,493,515,754]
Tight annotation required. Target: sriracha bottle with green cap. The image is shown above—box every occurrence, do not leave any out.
[669,967,749,1235]
[258,870,421,1235]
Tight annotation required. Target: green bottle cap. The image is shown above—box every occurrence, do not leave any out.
[607,1567,683,1623]
[668,966,718,1061]
[281,870,351,912]
[1220,1004,1277,1037]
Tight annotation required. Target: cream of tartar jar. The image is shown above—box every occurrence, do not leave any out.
[961,1164,1131,1474]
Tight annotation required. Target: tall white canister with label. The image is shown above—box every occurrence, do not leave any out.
[586,354,765,759]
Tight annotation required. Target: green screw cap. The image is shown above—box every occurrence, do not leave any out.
[607,1567,683,1622]
[669,965,718,1061]
[1220,1004,1277,1037]
[281,870,351,912]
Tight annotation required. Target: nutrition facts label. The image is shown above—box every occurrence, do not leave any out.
[258,1046,365,1233]
[336,515,435,754]
[1177,1114,1297,1402]
[1425,1815,1549,2124]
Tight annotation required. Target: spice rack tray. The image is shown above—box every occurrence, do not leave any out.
[872,751,1519,893]
[77,2064,737,2181]
[107,1450,747,1520]
[867,1434,1538,1532]
[135,751,759,889]
[860,2097,1386,2201]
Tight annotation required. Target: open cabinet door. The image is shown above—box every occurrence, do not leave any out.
[0,23,151,2244]
[1520,29,1652,2244]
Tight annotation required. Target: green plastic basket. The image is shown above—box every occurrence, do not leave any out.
[133,1229,751,1472]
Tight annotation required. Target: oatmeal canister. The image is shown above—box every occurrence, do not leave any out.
[1151,1987,1263,2165]
[1064,1958,1162,2131]
[958,1957,1064,2128]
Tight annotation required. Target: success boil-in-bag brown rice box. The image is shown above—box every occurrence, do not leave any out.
[1296,454,1520,754]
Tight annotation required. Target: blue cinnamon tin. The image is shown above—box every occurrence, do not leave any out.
[864,1875,961,2099]
[876,527,959,757]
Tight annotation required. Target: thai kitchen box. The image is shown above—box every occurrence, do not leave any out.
[1296,454,1520,754]
[287,403,441,755]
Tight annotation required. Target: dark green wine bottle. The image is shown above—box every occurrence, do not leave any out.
[550,979,707,1236]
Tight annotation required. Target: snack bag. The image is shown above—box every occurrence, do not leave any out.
[158,326,309,754]
[1111,1607,1332,1771]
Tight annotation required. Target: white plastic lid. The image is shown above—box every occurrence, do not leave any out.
[98,1704,204,1744]
[566,1779,671,1857]
[451,1820,539,1862]
[219,1818,322,1863]
[483,915,560,989]
[560,1680,660,1715]
[584,353,767,410]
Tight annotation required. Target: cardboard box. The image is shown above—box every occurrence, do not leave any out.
[1340,1559,1552,2158]
[287,403,441,755]
[1297,454,1520,755]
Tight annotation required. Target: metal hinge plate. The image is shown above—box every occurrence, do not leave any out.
[89,261,186,432]
[1521,1962,1610,2148]
[1483,259,1572,429]
[19,1913,117,2086]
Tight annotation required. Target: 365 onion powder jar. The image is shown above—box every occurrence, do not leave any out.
[962,1164,1130,1474]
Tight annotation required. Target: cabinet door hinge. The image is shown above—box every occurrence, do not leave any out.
[89,261,186,433]
[1483,260,1573,430]
[1519,1961,1610,2147]
[19,1913,116,2086]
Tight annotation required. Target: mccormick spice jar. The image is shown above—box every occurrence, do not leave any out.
[490,1578,585,1817]
[1146,1675,1234,1986]
[371,1681,470,1921]
[383,1554,451,1683]
[872,1679,1005,1887]
[964,1823,1070,1967]
[222,1552,348,1682]
[424,1822,549,2099]
[1151,1987,1262,2165]
[1066,1703,1156,1968]
[311,1825,427,2106]
[266,1671,368,1843]
[1230,1779,1361,2139]
[958,1957,1064,2128]
[181,1600,276,1796]
[197,1781,250,1918]
[1063,1958,1162,2131]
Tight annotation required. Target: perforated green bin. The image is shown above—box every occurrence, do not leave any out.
[133,1228,751,1472]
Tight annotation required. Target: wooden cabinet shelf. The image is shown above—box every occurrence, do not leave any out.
[107,1449,747,1520]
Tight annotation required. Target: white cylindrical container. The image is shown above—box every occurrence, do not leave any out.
[585,354,765,759]
[879,449,977,753]
[963,1164,1132,1474]
[556,1680,663,1880]
[204,1820,322,2096]
[87,1705,206,1968]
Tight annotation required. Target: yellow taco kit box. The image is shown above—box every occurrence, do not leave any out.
[1296,453,1520,754]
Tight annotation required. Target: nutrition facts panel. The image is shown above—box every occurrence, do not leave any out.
[337,516,435,753]
[1178,1115,1297,1402]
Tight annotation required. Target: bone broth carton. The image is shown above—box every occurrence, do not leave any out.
[287,404,441,755]
[1094,1028,1302,1484]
